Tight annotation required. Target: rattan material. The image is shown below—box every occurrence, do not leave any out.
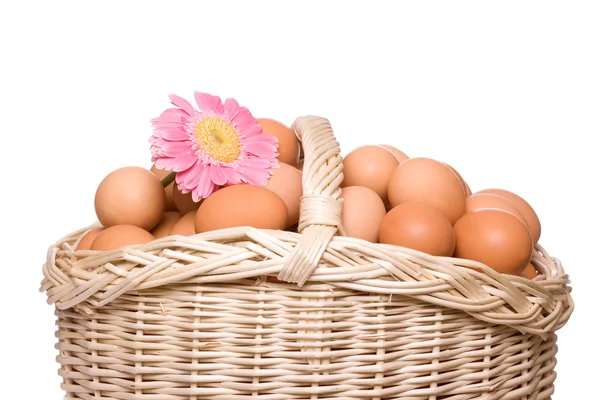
[41,116,573,400]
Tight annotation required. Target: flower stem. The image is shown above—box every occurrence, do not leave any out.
[161,171,176,187]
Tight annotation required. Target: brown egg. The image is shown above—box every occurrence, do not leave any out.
[477,188,542,243]
[442,162,470,197]
[522,263,539,279]
[453,209,533,275]
[257,118,300,166]
[195,184,288,233]
[265,163,303,227]
[342,145,399,204]
[151,211,182,238]
[466,193,528,227]
[172,185,202,215]
[90,225,155,251]
[379,202,455,256]
[169,210,197,236]
[465,182,472,197]
[388,158,466,224]
[95,166,166,231]
[150,164,176,211]
[340,186,387,242]
[381,145,409,163]
[75,227,104,251]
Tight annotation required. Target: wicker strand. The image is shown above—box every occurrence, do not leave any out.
[278,116,344,286]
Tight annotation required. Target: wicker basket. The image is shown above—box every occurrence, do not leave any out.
[41,116,573,400]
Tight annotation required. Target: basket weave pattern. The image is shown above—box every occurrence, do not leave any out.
[42,116,573,399]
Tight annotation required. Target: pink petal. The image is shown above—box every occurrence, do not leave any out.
[150,147,163,159]
[242,157,277,169]
[154,158,173,170]
[238,123,262,138]
[231,106,256,132]
[241,166,272,186]
[156,152,197,172]
[173,153,198,171]
[149,135,169,150]
[193,167,217,200]
[176,180,192,194]
[175,173,189,191]
[249,133,278,143]
[222,167,244,185]
[223,98,240,121]
[154,108,188,122]
[245,140,279,158]
[194,92,224,115]
[161,141,193,157]
[152,112,188,127]
[154,127,188,141]
[192,184,217,202]
[191,189,202,203]
[169,94,197,115]
[178,163,204,190]
[152,121,184,129]
[209,165,227,185]
[199,169,215,196]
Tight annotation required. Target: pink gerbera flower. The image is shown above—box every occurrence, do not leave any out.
[150,92,279,201]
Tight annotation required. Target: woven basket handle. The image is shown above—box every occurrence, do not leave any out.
[277,116,345,286]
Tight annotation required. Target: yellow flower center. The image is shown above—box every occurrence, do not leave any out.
[194,116,241,162]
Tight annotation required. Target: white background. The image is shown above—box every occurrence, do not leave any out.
[1,1,597,398]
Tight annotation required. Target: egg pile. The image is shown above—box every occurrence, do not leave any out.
[76,118,541,279]
[341,145,541,279]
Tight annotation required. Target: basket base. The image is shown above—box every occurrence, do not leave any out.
[54,281,560,400]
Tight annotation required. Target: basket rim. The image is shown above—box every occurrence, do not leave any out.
[41,222,574,340]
